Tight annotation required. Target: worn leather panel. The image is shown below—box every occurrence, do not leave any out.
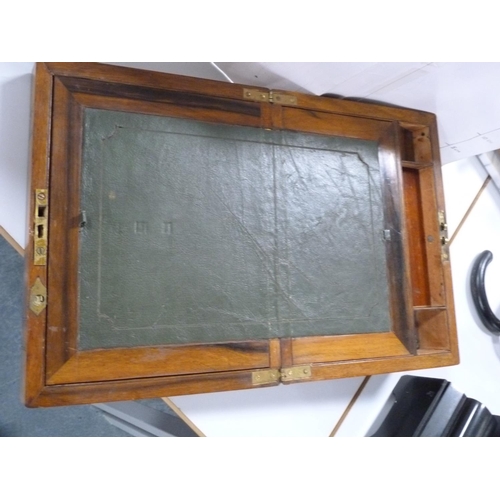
[78,109,390,349]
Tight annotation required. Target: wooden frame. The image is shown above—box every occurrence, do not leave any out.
[24,63,459,407]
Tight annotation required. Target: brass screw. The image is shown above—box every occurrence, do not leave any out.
[37,192,46,200]
[33,294,45,306]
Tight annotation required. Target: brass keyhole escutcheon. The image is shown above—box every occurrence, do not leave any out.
[29,278,47,315]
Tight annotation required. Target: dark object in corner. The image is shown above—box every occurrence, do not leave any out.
[470,250,500,333]
[371,375,500,436]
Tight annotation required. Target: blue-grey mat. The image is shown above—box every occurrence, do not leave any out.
[0,234,133,436]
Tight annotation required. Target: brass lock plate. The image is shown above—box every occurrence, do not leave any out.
[438,210,449,262]
[34,189,48,265]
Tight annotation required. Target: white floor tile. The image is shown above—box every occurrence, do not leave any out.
[336,177,500,436]
[442,156,488,237]
[169,377,364,437]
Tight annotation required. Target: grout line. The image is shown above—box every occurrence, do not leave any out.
[448,176,491,247]
[0,226,25,256]
[210,62,234,84]
[161,397,206,437]
[329,376,371,437]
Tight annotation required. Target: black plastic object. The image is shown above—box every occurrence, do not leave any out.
[371,375,500,437]
[470,250,500,333]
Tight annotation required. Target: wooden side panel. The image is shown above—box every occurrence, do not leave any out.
[379,124,417,354]
[30,370,266,408]
[30,350,458,408]
[24,63,53,406]
[269,339,281,369]
[413,127,433,163]
[280,338,293,367]
[44,63,437,126]
[45,62,253,101]
[290,94,435,126]
[403,168,431,306]
[415,307,450,350]
[300,350,457,384]
[47,342,271,384]
[281,107,388,140]
[45,78,83,378]
[428,119,459,359]
[73,92,263,129]
[419,167,446,306]
[292,332,409,365]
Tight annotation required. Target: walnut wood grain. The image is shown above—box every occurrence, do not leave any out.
[44,63,435,126]
[280,338,293,367]
[28,349,457,408]
[413,127,433,164]
[47,342,271,385]
[295,94,436,127]
[24,63,52,406]
[415,307,450,350]
[269,339,281,369]
[403,168,431,306]
[73,92,263,128]
[281,107,389,141]
[29,369,265,407]
[45,78,83,378]
[401,160,434,170]
[379,123,417,354]
[418,167,446,306]
[61,76,261,117]
[45,62,252,101]
[428,119,459,360]
[292,332,409,365]
[292,350,457,384]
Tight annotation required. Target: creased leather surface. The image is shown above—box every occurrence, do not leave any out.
[78,110,390,349]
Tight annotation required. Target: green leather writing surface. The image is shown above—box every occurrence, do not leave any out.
[78,109,390,349]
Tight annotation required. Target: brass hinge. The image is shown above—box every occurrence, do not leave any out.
[280,365,312,382]
[29,277,47,315]
[252,365,312,386]
[269,91,298,106]
[243,88,298,106]
[34,189,48,265]
[438,210,449,262]
[252,369,280,386]
[243,88,269,103]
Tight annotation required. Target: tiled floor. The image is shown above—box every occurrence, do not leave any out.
[167,156,500,436]
[0,234,131,436]
[169,376,365,437]
[335,156,500,436]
